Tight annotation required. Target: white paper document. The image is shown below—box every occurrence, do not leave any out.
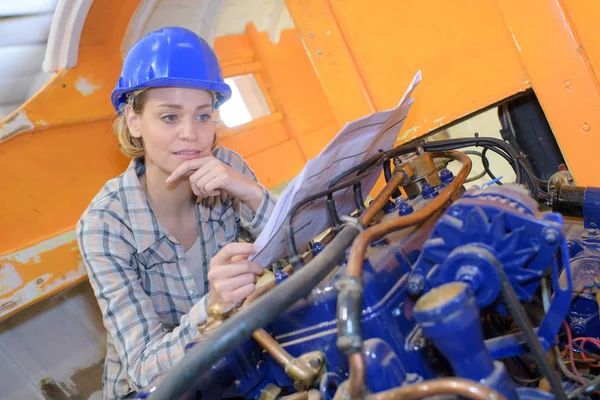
[251,71,421,267]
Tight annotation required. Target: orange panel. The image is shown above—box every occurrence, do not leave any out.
[218,121,289,158]
[284,0,375,124]
[495,0,600,186]
[286,0,530,142]
[245,139,306,188]
[214,34,255,65]
[256,29,338,137]
[559,1,600,81]
[0,119,129,253]
[0,0,140,321]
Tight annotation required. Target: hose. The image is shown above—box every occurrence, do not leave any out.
[365,377,506,400]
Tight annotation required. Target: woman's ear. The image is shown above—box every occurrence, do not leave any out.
[124,105,142,139]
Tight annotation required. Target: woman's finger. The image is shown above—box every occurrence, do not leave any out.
[194,169,220,197]
[222,283,255,304]
[211,242,256,265]
[204,175,227,197]
[166,157,213,182]
[212,272,257,295]
[208,259,263,281]
[188,162,216,188]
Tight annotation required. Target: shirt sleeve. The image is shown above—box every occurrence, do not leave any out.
[77,210,207,391]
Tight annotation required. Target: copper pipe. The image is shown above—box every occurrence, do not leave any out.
[348,352,365,398]
[251,328,316,386]
[358,173,405,225]
[346,151,471,397]
[366,378,506,400]
[348,151,471,278]
[252,328,293,366]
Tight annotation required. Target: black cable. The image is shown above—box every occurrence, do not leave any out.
[462,150,492,184]
[481,148,502,184]
[326,196,342,230]
[481,247,568,400]
[285,158,387,267]
[353,183,366,214]
[383,158,402,199]
[321,152,388,233]
[285,152,394,267]
[147,226,361,400]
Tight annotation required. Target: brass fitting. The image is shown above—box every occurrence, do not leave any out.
[252,328,325,391]
[396,150,442,198]
[198,302,238,335]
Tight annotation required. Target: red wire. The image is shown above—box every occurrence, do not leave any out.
[563,321,587,385]
[573,337,600,367]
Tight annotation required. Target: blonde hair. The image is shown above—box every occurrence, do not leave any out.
[113,89,218,159]
[113,90,148,159]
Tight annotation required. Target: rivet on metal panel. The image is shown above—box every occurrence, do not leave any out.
[563,79,572,88]
[582,123,591,132]
[317,49,322,55]
[308,32,313,38]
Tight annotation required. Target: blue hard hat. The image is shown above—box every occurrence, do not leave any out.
[111,26,232,113]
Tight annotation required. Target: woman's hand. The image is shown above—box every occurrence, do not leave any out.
[166,156,264,209]
[207,242,263,307]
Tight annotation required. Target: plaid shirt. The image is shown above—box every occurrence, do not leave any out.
[77,147,276,399]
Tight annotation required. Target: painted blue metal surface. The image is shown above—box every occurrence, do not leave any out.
[584,187,600,229]
[414,282,517,399]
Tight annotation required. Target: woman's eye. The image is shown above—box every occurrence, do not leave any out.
[162,114,178,123]
[197,113,211,122]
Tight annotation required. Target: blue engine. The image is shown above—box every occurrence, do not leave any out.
[139,164,600,400]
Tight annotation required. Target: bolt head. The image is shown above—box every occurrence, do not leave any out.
[544,228,559,244]
[407,275,425,295]
[309,358,321,368]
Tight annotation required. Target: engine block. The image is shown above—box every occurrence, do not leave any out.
[139,148,600,400]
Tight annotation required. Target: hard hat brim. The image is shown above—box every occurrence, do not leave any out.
[111,78,232,114]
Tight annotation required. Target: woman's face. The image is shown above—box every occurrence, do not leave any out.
[126,87,214,176]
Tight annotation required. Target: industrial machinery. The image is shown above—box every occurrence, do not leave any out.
[138,136,600,400]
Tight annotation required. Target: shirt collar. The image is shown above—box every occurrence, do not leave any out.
[121,159,173,253]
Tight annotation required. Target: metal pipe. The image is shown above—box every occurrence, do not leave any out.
[357,173,405,225]
[366,378,506,400]
[345,151,472,397]
[251,328,316,387]
[348,353,365,399]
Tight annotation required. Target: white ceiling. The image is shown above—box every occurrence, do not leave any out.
[0,0,57,119]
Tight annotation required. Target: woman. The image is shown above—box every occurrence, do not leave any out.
[77,26,276,399]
